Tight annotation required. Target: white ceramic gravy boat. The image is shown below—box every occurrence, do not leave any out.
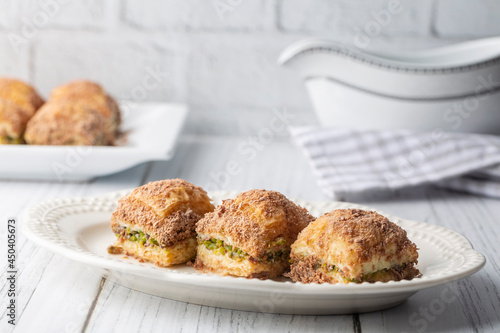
[279,38,500,134]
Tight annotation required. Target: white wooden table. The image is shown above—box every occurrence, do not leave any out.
[1,135,499,332]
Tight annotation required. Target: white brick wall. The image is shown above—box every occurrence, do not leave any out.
[335,0,434,36]
[32,31,186,102]
[1,0,499,134]
[18,0,115,30]
[279,0,433,36]
[187,32,310,109]
[0,1,17,28]
[279,0,339,32]
[435,0,500,37]
[124,0,275,31]
[0,32,30,80]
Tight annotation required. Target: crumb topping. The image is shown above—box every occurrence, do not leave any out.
[285,254,334,284]
[291,209,419,279]
[0,99,30,139]
[0,78,44,117]
[111,201,201,247]
[50,80,121,130]
[111,179,214,247]
[24,101,110,145]
[196,189,313,258]
[286,253,420,284]
[130,178,215,218]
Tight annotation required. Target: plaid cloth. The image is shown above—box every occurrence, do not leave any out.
[290,126,500,199]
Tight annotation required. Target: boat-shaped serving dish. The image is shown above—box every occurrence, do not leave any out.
[279,38,500,134]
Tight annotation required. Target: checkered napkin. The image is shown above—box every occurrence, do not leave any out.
[289,126,500,199]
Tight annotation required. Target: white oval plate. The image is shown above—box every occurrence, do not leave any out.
[23,190,486,315]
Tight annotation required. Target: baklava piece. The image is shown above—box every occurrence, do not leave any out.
[194,189,314,279]
[0,78,44,118]
[50,80,121,137]
[287,209,420,284]
[24,101,111,145]
[108,179,215,267]
[24,80,122,145]
[0,78,44,143]
[0,99,30,144]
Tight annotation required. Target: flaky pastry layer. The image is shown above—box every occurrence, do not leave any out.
[128,178,214,218]
[112,237,197,267]
[0,78,44,117]
[196,189,313,259]
[111,179,214,247]
[0,99,30,141]
[50,80,121,134]
[194,244,287,279]
[287,253,420,284]
[24,101,110,145]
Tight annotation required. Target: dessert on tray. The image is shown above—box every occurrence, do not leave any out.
[25,80,121,145]
[0,78,44,144]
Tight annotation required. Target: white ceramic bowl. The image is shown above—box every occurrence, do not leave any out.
[279,38,500,134]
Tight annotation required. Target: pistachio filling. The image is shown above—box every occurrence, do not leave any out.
[260,248,288,263]
[342,263,409,283]
[201,238,248,262]
[313,261,339,274]
[0,136,24,144]
[201,237,289,263]
[309,257,409,283]
[260,237,289,263]
[116,227,160,247]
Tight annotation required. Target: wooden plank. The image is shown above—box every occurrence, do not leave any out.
[86,282,354,333]
[146,136,326,201]
[351,187,499,332]
[13,255,103,332]
[2,136,499,332]
[0,163,150,332]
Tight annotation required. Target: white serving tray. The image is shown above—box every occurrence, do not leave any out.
[0,102,188,181]
[23,190,486,315]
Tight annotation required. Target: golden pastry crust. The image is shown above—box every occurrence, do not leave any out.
[50,80,121,133]
[111,237,197,268]
[0,99,30,143]
[24,101,110,145]
[112,197,205,248]
[0,78,44,117]
[197,189,313,258]
[286,254,419,284]
[109,179,214,266]
[195,189,314,278]
[129,178,215,219]
[288,209,420,284]
[194,245,285,279]
[50,80,105,99]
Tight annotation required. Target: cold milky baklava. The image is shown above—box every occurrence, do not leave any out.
[194,189,314,279]
[108,179,214,267]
